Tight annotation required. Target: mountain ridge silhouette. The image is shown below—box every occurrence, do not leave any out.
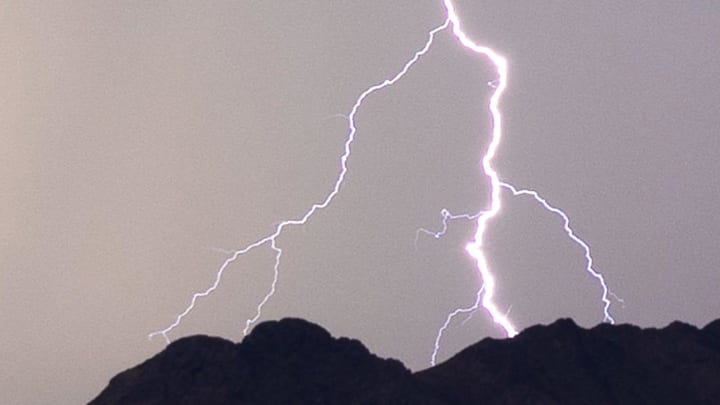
[91,317,720,404]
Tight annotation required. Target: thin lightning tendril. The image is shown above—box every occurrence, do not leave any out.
[148,18,451,343]
[500,182,615,323]
[415,208,483,247]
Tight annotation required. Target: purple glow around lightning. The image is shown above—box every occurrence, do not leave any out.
[148,18,451,344]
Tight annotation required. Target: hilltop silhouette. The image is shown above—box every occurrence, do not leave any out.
[91,317,720,404]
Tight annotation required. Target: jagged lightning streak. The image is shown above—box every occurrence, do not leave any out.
[428,0,617,365]
[148,18,451,344]
[500,182,615,323]
[438,0,519,341]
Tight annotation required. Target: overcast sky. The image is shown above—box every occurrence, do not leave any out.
[3,1,720,403]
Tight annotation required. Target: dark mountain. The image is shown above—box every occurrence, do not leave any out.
[91,317,720,404]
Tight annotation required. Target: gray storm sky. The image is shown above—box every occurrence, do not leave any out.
[3,1,720,404]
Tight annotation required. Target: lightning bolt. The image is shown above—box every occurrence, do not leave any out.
[148,16,451,344]
[438,0,519,340]
[425,1,618,365]
[150,1,618,369]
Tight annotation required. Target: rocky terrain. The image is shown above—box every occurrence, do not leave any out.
[91,317,720,404]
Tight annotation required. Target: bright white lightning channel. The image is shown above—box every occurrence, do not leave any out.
[421,0,520,366]
[438,0,519,341]
[424,0,617,365]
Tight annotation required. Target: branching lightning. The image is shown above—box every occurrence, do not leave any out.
[499,182,615,323]
[423,0,618,365]
[150,0,618,368]
[148,17,451,343]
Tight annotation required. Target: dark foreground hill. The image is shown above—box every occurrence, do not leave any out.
[91,317,720,404]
